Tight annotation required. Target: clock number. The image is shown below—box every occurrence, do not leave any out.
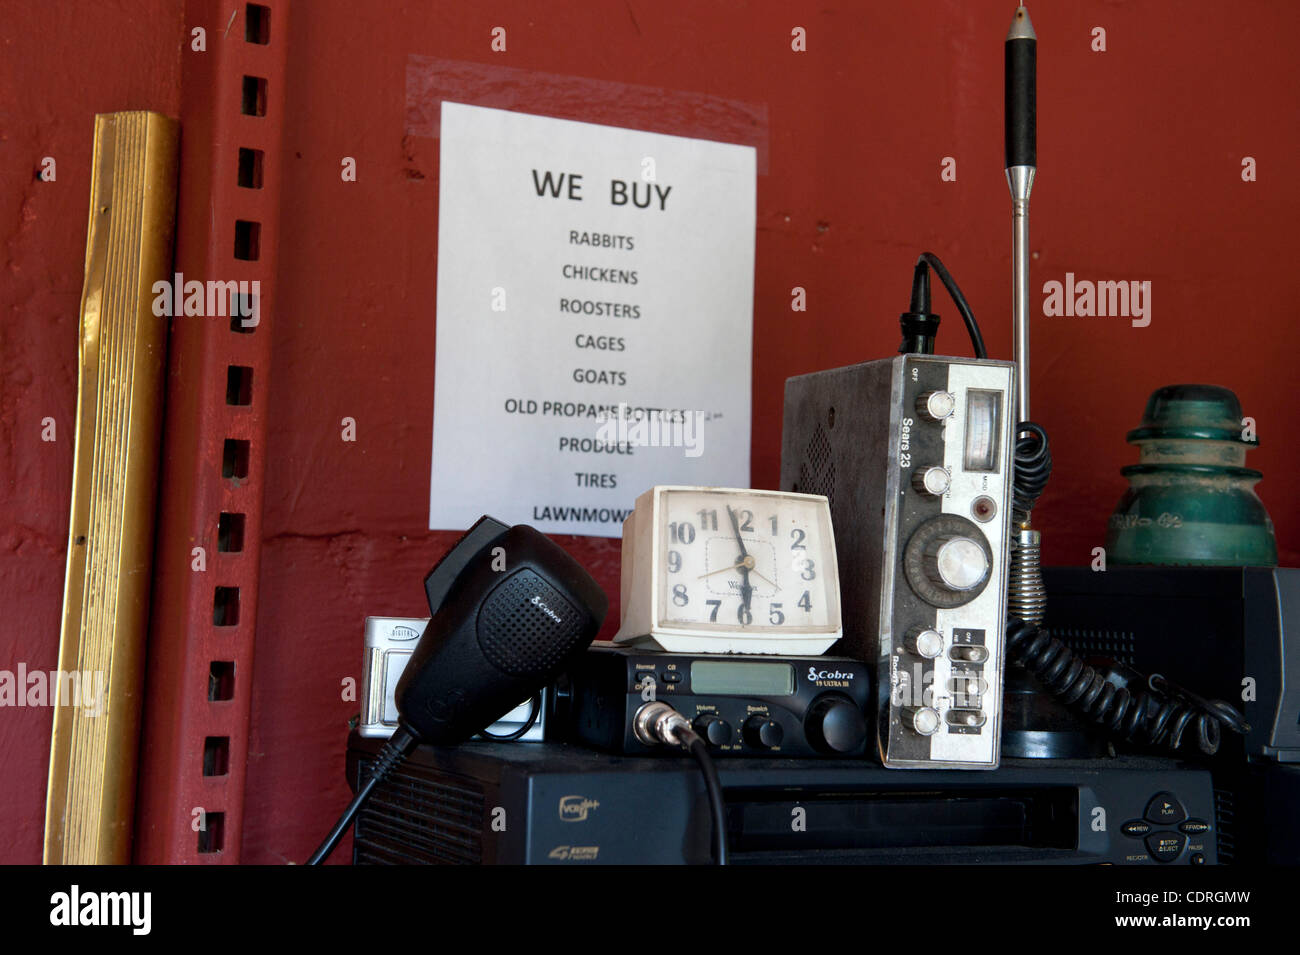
[768,603,785,626]
[670,521,696,545]
[738,509,754,533]
[737,604,753,626]
[790,528,806,551]
[769,515,778,535]
[798,590,812,612]
[672,584,689,607]
[705,599,721,622]
[799,559,817,581]
[698,509,718,531]
[667,550,682,573]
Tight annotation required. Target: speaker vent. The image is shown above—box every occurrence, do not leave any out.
[1213,787,1235,863]
[799,423,836,503]
[477,569,585,675]
[354,758,484,864]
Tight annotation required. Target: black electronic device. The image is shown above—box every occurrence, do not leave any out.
[1038,566,1300,763]
[306,516,608,864]
[345,734,1222,865]
[559,644,871,757]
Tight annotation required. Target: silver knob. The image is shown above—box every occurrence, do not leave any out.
[902,705,941,736]
[923,535,990,592]
[912,466,951,496]
[917,390,956,421]
[903,627,944,659]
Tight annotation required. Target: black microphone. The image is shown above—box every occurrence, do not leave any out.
[307,517,607,863]
[395,521,608,743]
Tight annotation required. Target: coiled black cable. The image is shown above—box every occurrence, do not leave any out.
[1011,421,1051,524]
[1006,619,1249,756]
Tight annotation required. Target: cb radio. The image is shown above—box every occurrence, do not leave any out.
[782,354,1015,769]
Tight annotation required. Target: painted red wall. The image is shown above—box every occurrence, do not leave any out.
[0,1,182,863]
[3,1,1298,864]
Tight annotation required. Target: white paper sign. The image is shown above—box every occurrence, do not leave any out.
[430,102,755,537]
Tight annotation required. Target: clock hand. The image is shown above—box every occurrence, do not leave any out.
[696,554,757,580]
[748,567,780,590]
[738,564,754,622]
[726,505,749,561]
[697,563,744,580]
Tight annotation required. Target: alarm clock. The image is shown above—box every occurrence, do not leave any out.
[613,486,843,654]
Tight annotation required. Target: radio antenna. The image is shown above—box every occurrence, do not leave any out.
[1005,4,1035,424]
[1004,5,1049,627]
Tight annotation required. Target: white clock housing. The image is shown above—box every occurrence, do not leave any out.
[614,486,843,654]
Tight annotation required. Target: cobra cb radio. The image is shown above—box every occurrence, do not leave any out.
[308,516,608,863]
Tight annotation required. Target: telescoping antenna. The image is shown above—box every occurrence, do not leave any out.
[1004,5,1047,625]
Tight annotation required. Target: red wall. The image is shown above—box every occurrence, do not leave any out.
[3,0,1298,864]
[0,0,183,863]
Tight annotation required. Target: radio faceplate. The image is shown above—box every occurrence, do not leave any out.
[561,644,871,757]
[781,355,1016,769]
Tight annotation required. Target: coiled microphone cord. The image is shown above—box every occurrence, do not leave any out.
[1006,619,1249,755]
[1004,420,1247,756]
[1011,421,1051,525]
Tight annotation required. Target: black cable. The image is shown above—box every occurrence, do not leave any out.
[916,252,988,359]
[682,729,728,866]
[1006,619,1249,756]
[477,694,541,741]
[306,724,419,865]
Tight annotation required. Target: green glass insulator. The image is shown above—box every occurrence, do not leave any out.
[1106,384,1277,567]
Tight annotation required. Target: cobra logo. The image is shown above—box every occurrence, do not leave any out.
[809,666,855,682]
[531,594,563,624]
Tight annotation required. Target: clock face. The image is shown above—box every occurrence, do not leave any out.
[654,488,839,634]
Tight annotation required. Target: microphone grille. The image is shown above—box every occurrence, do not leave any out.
[477,569,586,675]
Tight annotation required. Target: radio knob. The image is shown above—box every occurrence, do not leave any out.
[902,705,941,736]
[912,466,951,496]
[903,627,944,659]
[692,714,732,747]
[917,390,956,421]
[923,535,990,593]
[806,695,867,754]
[742,715,784,749]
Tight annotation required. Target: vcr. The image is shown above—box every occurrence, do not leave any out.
[346,734,1221,865]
